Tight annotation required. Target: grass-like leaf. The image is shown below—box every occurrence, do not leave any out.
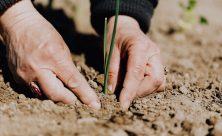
[103,0,120,94]
[103,18,108,74]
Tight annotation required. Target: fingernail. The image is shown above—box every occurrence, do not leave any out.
[30,82,42,97]
[89,101,101,110]
[108,84,113,92]
[121,100,131,111]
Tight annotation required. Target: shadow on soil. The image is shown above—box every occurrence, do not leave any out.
[35,4,103,72]
[0,3,103,97]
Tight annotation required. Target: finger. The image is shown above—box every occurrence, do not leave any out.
[119,47,147,110]
[36,69,77,104]
[56,61,101,110]
[137,54,165,97]
[107,47,120,93]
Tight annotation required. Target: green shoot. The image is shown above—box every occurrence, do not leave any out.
[199,16,208,25]
[103,0,120,94]
[179,0,208,30]
[103,18,108,74]
[179,0,197,29]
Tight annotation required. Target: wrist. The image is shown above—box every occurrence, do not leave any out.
[0,0,36,33]
[108,15,141,31]
[107,15,144,47]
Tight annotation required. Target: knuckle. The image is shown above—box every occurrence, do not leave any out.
[132,65,144,81]
[108,71,117,79]
[44,43,63,53]
[42,42,67,60]
[66,76,82,91]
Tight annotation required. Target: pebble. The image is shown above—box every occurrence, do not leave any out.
[96,74,104,85]
[155,93,163,99]
[76,65,82,72]
[130,109,144,116]
[88,80,98,89]
[155,120,166,131]
[111,129,128,136]
[191,127,208,136]
[41,100,56,111]
[174,110,185,122]
[212,120,222,136]
[17,94,26,100]
[206,116,218,126]
[181,120,192,132]
[179,86,189,95]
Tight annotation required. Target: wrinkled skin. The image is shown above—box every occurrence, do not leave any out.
[0,0,100,109]
[107,16,165,109]
[0,0,164,110]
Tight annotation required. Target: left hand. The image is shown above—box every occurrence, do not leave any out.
[106,15,165,110]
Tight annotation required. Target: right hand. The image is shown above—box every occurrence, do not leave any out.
[0,0,101,109]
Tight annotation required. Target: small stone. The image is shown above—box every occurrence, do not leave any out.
[125,111,133,117]
[174,110,185,122]
[212,120,222,136]
[41,100,56,111]
[191,127,208,136]
[96,74,104,85]
[142,115,155,122]
[110,94,116,100]
[17,94,26,100]
[155,93,163,99]
[206,116,218,125]
[77,117,97,124]
[88,80,98,89]
[155,120,166,131]
[76,65,82,72]
[179,86,189,94]
[111,129,128,136]
[130,108,144,116]
[181,120,192,132]
[97,86,103,92]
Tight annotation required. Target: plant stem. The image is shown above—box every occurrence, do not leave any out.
[104,0,120,94]
[103,17,108,75]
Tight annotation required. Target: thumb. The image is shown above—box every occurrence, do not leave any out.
[107,47,120,93]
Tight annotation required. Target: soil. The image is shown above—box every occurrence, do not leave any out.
[0,0,222,136]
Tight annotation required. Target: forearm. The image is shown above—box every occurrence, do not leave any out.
[90,0,158,35]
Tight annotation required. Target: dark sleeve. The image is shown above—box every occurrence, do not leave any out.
[90,0,158,35]
[0,0,21,14]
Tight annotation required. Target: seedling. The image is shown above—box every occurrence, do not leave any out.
[179,0,208,30]
[103,17,108,75]
[103,0,120,94]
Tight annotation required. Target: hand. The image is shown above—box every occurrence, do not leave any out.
[106,15,165,110]
[0,0,101,109]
